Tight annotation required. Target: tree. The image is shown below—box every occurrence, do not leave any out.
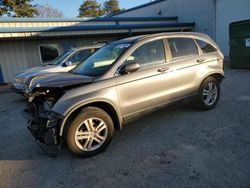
[37,4,63,18]
[103,0,120,15]
[0,0,38,17]
[78,0,104,17]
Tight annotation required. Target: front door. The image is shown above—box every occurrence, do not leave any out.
[116,39,173,121]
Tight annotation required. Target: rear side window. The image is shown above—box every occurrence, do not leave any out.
[168,38,199,58]
[196,39,217,54]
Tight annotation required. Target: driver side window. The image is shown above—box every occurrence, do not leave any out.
[126,39,166,70]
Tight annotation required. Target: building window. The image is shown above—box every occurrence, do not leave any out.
[39,44,59,64]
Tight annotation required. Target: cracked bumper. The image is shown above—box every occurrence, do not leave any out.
[21,110,62,145]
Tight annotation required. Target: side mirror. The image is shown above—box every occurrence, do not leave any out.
[120,62,140,74]
[63,61,72,67]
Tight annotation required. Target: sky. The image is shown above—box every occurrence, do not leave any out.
[32,0,150,18]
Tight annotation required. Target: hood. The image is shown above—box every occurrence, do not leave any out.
[25,72,93,94]
[16,65,58,78]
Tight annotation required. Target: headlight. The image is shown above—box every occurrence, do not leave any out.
[14,77,27,84]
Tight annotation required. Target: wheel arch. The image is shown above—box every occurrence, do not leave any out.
[59,100,122,137]
[209,73,225,84]
[200,72,224,86]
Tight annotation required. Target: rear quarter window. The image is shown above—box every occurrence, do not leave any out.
[168,38,199,58]
[196,39,217,54]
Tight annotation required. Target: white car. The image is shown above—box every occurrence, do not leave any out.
[12,44,103,93]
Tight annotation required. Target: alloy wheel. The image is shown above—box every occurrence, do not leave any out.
[74,118,108,151]
[202,82,218,106]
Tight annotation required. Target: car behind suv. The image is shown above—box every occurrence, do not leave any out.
[12,44,103,94]
[22,33,224,157]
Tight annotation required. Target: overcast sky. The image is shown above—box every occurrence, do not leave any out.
[33,0,150,18]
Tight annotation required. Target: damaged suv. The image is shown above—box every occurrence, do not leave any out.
[22,33,224,157]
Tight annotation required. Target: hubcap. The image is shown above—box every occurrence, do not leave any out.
[202,82,218,106]
[74,118,108,151]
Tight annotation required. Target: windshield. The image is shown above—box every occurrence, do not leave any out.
[73,43,130,76]
[49,51,72,65]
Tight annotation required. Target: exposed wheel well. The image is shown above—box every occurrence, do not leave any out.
[204,73,224,85]
[62,102,121,139]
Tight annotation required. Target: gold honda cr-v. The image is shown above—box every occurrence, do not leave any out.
[22,32,224,157]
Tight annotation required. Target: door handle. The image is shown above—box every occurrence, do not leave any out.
[157,67,169,73]
[197,59,206,63]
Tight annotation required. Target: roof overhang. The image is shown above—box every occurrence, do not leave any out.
[0,23,195,40]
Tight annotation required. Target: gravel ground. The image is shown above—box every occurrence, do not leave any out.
[0,68,250,188]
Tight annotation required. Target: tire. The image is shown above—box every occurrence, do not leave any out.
[66,107,114,157]
[193,77,220,111]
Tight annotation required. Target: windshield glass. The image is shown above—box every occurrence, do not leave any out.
[50,51,72,65]
[73,43,130,76]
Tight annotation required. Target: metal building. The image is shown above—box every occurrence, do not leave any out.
[0,17,195,83]
[114,0,250,56]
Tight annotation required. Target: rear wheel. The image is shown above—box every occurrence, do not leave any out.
[193,77,220,111]
[66,107,114,157]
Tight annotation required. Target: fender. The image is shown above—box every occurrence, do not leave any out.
[50,83,122,136]
[200,70,225,86]
[58,98,123,136]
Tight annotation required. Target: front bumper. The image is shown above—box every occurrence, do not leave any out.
[21,109,62,145]
[11,84,24,94]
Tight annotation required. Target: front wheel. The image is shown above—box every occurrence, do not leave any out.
[66,107,114,157]
[193,77,220,111]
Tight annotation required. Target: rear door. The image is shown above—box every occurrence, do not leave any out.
[116,39,174,120]
[167,37,202,100]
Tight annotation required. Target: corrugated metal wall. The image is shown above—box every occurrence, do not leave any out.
[216,0,250,55]
[114,1,170,18]
[115,0,216,38]
[0,41,32,82]
[0,36,119,82]
[170,0,215,38]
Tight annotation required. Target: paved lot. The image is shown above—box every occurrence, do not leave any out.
[0,68,250,188]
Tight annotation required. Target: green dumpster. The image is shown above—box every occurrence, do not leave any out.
[229,20,250,69]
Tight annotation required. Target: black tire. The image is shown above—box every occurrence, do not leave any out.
[193,77,220,111]
[66,107,114,157]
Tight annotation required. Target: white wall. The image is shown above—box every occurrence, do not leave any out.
[164,0,216,39]
[116,0,216,41]
[216,0,250,56]
[116,0,250,56]
[114,1,169,18]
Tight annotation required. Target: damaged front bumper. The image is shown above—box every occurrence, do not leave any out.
[21,107,63,146]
